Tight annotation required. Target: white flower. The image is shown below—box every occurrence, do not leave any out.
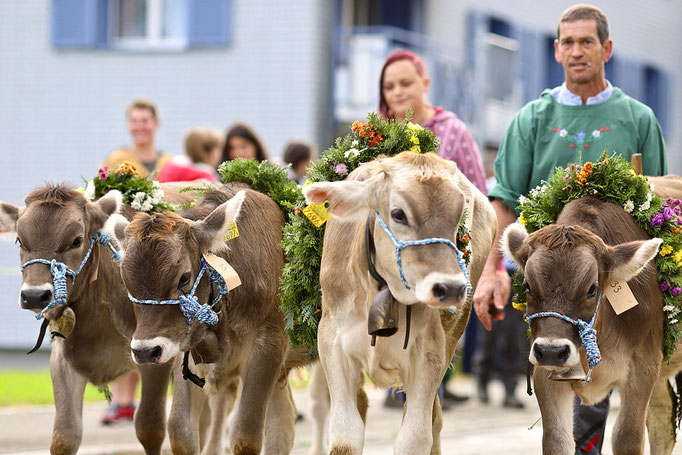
[591,130,600,138]
[623,200,634,213]
[529,186,543,198]
[83,180,96,200]
[669,318,678,325]
[518,195,528,205]
[559,129,568,137]
[663,305,675,312]
[649,183,655,192]
[150,182,164,204]
[344,148,360,159]
[351,139,359,148]
[131,192,154,212]
[639,200,651,211]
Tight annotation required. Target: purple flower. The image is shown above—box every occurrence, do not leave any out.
[672,288,682,297]
[661,281,669,292]
[98,166,109,179]
[674,199,681,207]
[333,162,349,175]
[673,206,681,216]
[663,207,674,220]
[573,131,586,142]
[651,213,664,227]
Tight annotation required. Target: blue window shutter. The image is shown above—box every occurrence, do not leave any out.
[51,0,108,49]
[188,0,231,47]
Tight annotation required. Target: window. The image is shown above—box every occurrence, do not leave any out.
[110,0,188,50]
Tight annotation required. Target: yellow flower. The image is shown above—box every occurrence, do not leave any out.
[675,250,682,264]
[519,214,526,225]
[303,180,312,187]
[660,245,673,256]
[407,123,423,132]
[630,169,636,176]
[512,301,527,311]
[411,145,421,153]
[76,187,84,194]
[410,135,420,145]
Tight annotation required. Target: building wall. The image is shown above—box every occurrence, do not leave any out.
[0,0,332,348]
[426,0,681,174]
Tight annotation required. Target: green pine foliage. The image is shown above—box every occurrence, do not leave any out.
[512,151,682,360]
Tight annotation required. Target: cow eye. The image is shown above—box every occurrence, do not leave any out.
[391,208,408,225]
[178,272,191,289]
[71,236,83,249]
[587,284,597,298]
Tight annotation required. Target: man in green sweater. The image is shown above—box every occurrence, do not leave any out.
[472,4,667,454]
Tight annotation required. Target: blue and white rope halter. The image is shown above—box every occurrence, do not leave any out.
[20,232,121,320]
[127,257,229,326]
[374,211,471,296]
[524,293,603,382]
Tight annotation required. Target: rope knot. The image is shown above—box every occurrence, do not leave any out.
[179,294,219,326]
[577,321,601,368]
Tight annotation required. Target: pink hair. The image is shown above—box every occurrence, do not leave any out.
[378,50,427,119]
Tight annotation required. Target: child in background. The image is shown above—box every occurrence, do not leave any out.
[282,140,317,185]
[159,127,223,182]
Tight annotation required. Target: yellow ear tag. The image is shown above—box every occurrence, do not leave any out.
[203,253,242,291]
[604,278,639,315]
[303,201,331,228]
[224,221,239,242]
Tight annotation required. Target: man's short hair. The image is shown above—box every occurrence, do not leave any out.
[126,98,159,120]
[557,4,609,45]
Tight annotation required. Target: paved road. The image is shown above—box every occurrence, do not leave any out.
[1,373,679,454]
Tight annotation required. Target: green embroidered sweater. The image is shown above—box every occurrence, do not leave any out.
[489,87,668,214]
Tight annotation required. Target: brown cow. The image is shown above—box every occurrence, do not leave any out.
[302,152,497,454]
[0,183,195,455]
[107,183,298,455]
[502,194,682,454]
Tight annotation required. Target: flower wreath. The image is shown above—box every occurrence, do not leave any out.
[220,113,472,357]
[81,161,175,213]
[511,151,682,359]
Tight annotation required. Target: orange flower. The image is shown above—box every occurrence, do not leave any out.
[673,226,682,235]
[114,160,139,176]
[368,133,383,147]
[351,121,361,132]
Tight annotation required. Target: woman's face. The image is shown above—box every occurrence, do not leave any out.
[228,136,257,160]
[382,60,429,119]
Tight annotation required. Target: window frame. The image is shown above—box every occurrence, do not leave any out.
[108,0,188,51]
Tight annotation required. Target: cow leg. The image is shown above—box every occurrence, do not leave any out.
[135,362,173,455]
[168,359,208,455]
[49,339,87,455]
[263,377,297,454]
[320,321,365,455]
[534,368,575,454]
[647,375,676,455]
[201,377,238,455]
[230,318,286,455]
[308,362,330,455]
[430,394,444,455]
[612,365,659,455]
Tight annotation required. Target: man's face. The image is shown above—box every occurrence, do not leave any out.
[127,108,158,147]
[555,19,612,87]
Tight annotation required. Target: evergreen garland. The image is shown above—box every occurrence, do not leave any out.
[512,151,682,359]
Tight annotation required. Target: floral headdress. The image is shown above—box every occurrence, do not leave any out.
[512,152,682,359]
[82,161,173,213]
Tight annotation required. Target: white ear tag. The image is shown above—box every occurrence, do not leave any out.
[604,278,638,315]
[203,253,242,291]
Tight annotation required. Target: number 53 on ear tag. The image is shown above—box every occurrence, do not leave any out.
[303,201,331,228]
[604,279,638,315]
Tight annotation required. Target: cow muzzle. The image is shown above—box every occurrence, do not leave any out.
[130,337,179,365]
[415,272,468,307]
[19,283,54,312]
[529,337,580,369]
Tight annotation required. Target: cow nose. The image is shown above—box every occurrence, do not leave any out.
[432,282,467,303]
[533,343,571,366]
[132,346,163,364]
[20,289,53,310]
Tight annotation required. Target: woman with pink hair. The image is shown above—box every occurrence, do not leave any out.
[379,49,487,193]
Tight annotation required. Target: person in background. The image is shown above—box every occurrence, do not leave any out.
[100,99,173,178]
[159,127,223,182]
[379,49,488,409]
[472,5,667,453]
[222,122,270,162]
[282,140,317,185]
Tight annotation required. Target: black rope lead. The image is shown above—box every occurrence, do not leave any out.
[27,319,49,354]
[182,351,206,388]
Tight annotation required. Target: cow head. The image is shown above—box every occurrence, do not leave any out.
[502,222,661,374]
[108,191,246,365]
[0,185,121,315]
[303,151,470,308]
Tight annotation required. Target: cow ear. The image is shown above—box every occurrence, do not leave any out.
[89,190,123,232]
[501,223,530,269]
[104,213,131,256]
[0,201,20,234]
[606,238,662,281]
[194,190,246,253]
[302,172,384,220]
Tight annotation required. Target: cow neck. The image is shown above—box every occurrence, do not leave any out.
[364,216,412,350]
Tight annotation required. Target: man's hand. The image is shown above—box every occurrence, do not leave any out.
[473,268,511,331]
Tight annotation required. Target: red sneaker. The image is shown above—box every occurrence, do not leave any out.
[100,403,135,425]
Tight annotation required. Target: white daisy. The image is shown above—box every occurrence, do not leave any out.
[623,200,634,213]
[83,180,96,200]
